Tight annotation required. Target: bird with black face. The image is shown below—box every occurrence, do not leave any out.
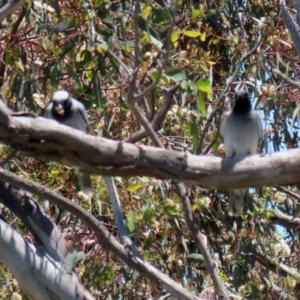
[219,90,263,216]
[44,90,93,198]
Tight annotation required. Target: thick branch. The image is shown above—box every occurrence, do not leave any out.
[0,0,25,23]
[270,208,300,230]
[0,218,94,300]
[0,111,300,188]
[281,0,300,60]
[253,248,300,280]
[0,182,68,261]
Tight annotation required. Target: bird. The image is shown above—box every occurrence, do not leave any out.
[219,90,263,216]
[44,90,93,198]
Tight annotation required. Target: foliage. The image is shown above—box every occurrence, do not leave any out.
[0,0,300,299]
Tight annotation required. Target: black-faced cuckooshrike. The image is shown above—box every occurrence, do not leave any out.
[219,91,263,216]
[44,90,93,198]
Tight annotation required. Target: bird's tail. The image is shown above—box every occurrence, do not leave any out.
[228,189,246,217]
[76,171,93,198]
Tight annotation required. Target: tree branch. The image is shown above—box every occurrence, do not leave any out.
[1,109,300,188]
[273,68,300,89]
[176,182,229,299]
[0,182,68,261]
[281,0,300,61]
[269,208,300,230]
[103,176,142,258]
[0,218,94,300]
[0,0,25,23]
[124,86,178,143]
[253,248,300,280]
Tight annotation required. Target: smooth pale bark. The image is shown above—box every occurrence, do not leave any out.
[0,218,94,300]
[0,181,68,261]
[0,0,25,23]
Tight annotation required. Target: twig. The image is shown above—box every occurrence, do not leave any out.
[252,195,300,230]
[0,4,27,88]
[103,176,141,258]
[276,186,300,203]
[176,182,229,299]
[0,149,17,167]
[107,49,131,75]
[233,0,247,56]
[262,276,295,300]
[273,68,300,89]
[269,207,300,230]
[127,0,141,103]
[254,247,300,280]
[124,85,179,143]
[157,132,192,152]
[129,101,163,146]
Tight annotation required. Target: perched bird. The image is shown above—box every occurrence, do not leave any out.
[44,90,93,198]
[219,90,263,216]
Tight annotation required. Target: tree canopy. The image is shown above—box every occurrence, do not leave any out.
[0,0,300,299]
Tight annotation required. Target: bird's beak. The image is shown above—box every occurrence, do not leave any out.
[54,104,65,116]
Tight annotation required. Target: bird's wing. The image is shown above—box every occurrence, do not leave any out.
[219,112,229,140]
[72,99,89,132]
[43,103,53,118]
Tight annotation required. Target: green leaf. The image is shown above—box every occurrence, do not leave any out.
[93,72,102,107]
[122,45,132,53]
[199,63,208,72]
[65,63,80,86]
[127,184,143,193]
[171,30,180,48]
[191,9,200,19]
[152,8,170,24]
[149,34,163,48]
[187,253,204,262]
[143,207,156,224]
[171,31,180,45]
[213,134,222,154]
[98,266,114,284]
[163,204,183,219]
[197,92,207,117]
[165,68,186,82]
[64,251,86,273]
[138,17,160,38]
[59,34,85,58]
[103,15,114,24]
[195,78,212,98]
[182,30,201,38]
[151,70,170,85]
[49,21,70,33]
[207,9,217,17]
[189,122,199,152]
[200,31,206,42]
[126,211,137,233]
[180,79,188,90]
[97,41,108,52]
[142,6,152,18]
